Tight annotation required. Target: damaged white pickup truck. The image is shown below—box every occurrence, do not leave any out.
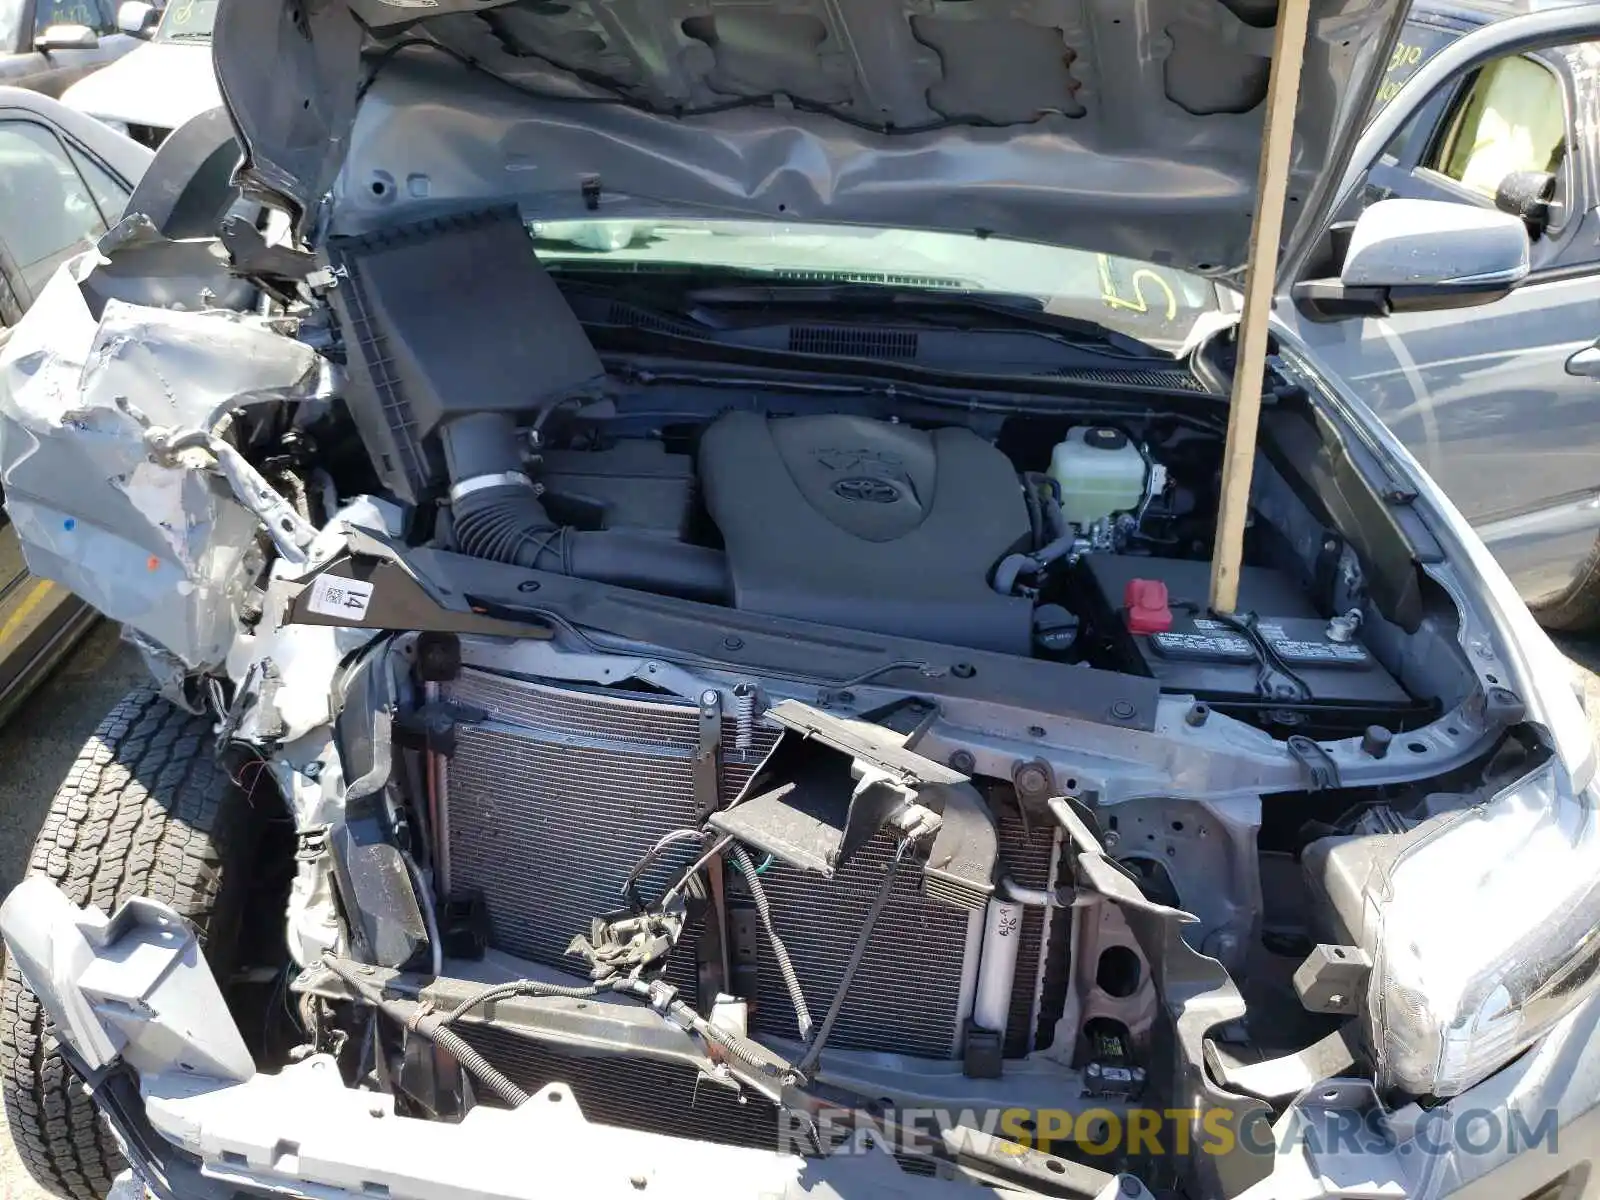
[3,2,1600,1199]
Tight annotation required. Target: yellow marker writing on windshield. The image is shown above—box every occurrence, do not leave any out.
[1097,254,1178,322]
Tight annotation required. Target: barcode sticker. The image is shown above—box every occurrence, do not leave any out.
[307,574,374,620]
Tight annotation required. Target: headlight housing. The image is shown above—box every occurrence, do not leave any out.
[1368,761,1600,1096]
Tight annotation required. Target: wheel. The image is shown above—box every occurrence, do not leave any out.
[1530,535,1600,633]
[0,688,262,1200]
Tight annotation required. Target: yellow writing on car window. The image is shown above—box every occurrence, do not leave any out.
[172,0,196,22]
[1390,41,1426,71]
[1097,254,1178,322]
[1377,40,1428,104]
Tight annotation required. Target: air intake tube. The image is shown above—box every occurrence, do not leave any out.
[441,413,730,602]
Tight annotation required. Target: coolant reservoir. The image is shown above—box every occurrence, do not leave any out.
[1048,427,1147,527]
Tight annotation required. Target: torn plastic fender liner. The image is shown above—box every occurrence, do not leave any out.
[0,270,325,669]
[0,878,254,1083]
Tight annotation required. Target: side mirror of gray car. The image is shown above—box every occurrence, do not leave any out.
[115,1,158,36]
[1291,198,1529,321]
[1566,338,1600,380]
[1495,170,1556,238]
[35,23,99,51]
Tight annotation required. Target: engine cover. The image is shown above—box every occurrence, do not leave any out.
[698,413,1032,653]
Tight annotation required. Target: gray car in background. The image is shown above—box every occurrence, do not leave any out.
[0,86,148,721]
[1284,0,1600,628]
[0,0,150,97]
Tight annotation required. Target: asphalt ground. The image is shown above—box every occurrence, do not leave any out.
[0,623,1596,1200]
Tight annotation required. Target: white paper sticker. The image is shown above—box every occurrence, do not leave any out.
[307,574,374,620]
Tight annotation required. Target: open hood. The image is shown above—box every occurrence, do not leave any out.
[212,0,1405,277]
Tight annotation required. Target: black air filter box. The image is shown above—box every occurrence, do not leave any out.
[322,205,605,503]
[1076,555,1411,712]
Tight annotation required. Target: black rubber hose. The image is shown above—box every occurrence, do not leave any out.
[439,978,610,1027]
[410,1009,530,1107]
[441,414,729,602]
[731,845,814,1041]
[796,858,898,1077]
[1022,475,1044,550]
[322,955,530,1106]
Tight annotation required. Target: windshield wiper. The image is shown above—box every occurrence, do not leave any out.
[681,282,1165,359]
[163,30,212,41]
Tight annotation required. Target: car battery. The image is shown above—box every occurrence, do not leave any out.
[1075,555,1411,712]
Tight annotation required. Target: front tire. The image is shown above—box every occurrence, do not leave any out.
[1530,534,1600,633]
[0,688,261,1200]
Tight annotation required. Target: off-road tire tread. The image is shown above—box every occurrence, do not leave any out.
[1531,535,1600,633]
[0,688,256,1200]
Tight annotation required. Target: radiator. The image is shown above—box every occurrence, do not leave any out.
[735,832,977,1057]
[456,1023,940,1175]
[442,669,776,971]
[994,807,1063,1057]
[456,1024,782,1149]
[441,668,1057,1059]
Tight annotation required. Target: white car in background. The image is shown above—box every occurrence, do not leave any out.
[59,0,217,147]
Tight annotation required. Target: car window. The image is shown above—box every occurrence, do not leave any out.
[65,144,129,226]
[1424,55,1567,197]
[0,122,109,296]
[153,0,217,42]
[0,0,21,52]
[1374,22,1458,116]
[33,0,111,35]
[1371,22,1460,163]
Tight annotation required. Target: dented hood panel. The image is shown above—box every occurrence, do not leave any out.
[213,0,1405,276]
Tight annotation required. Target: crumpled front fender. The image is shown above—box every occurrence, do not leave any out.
[0,254,323,669]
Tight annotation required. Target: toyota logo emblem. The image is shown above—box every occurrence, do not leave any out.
[833,477,900,503]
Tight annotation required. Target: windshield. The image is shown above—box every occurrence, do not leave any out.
[154,0,216,42]
[528,219,1221,351]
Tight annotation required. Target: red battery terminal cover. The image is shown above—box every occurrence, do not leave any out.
[1124,579,1173,634]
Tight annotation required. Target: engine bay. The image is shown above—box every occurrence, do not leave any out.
[310,205,1427,741]
[0,195,1538,1200]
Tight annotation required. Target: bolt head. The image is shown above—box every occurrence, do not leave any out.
[1014,763,1049,794]
[701,690,719,706]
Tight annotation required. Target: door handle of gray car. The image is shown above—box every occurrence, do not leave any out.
[1566,343,1600,379]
